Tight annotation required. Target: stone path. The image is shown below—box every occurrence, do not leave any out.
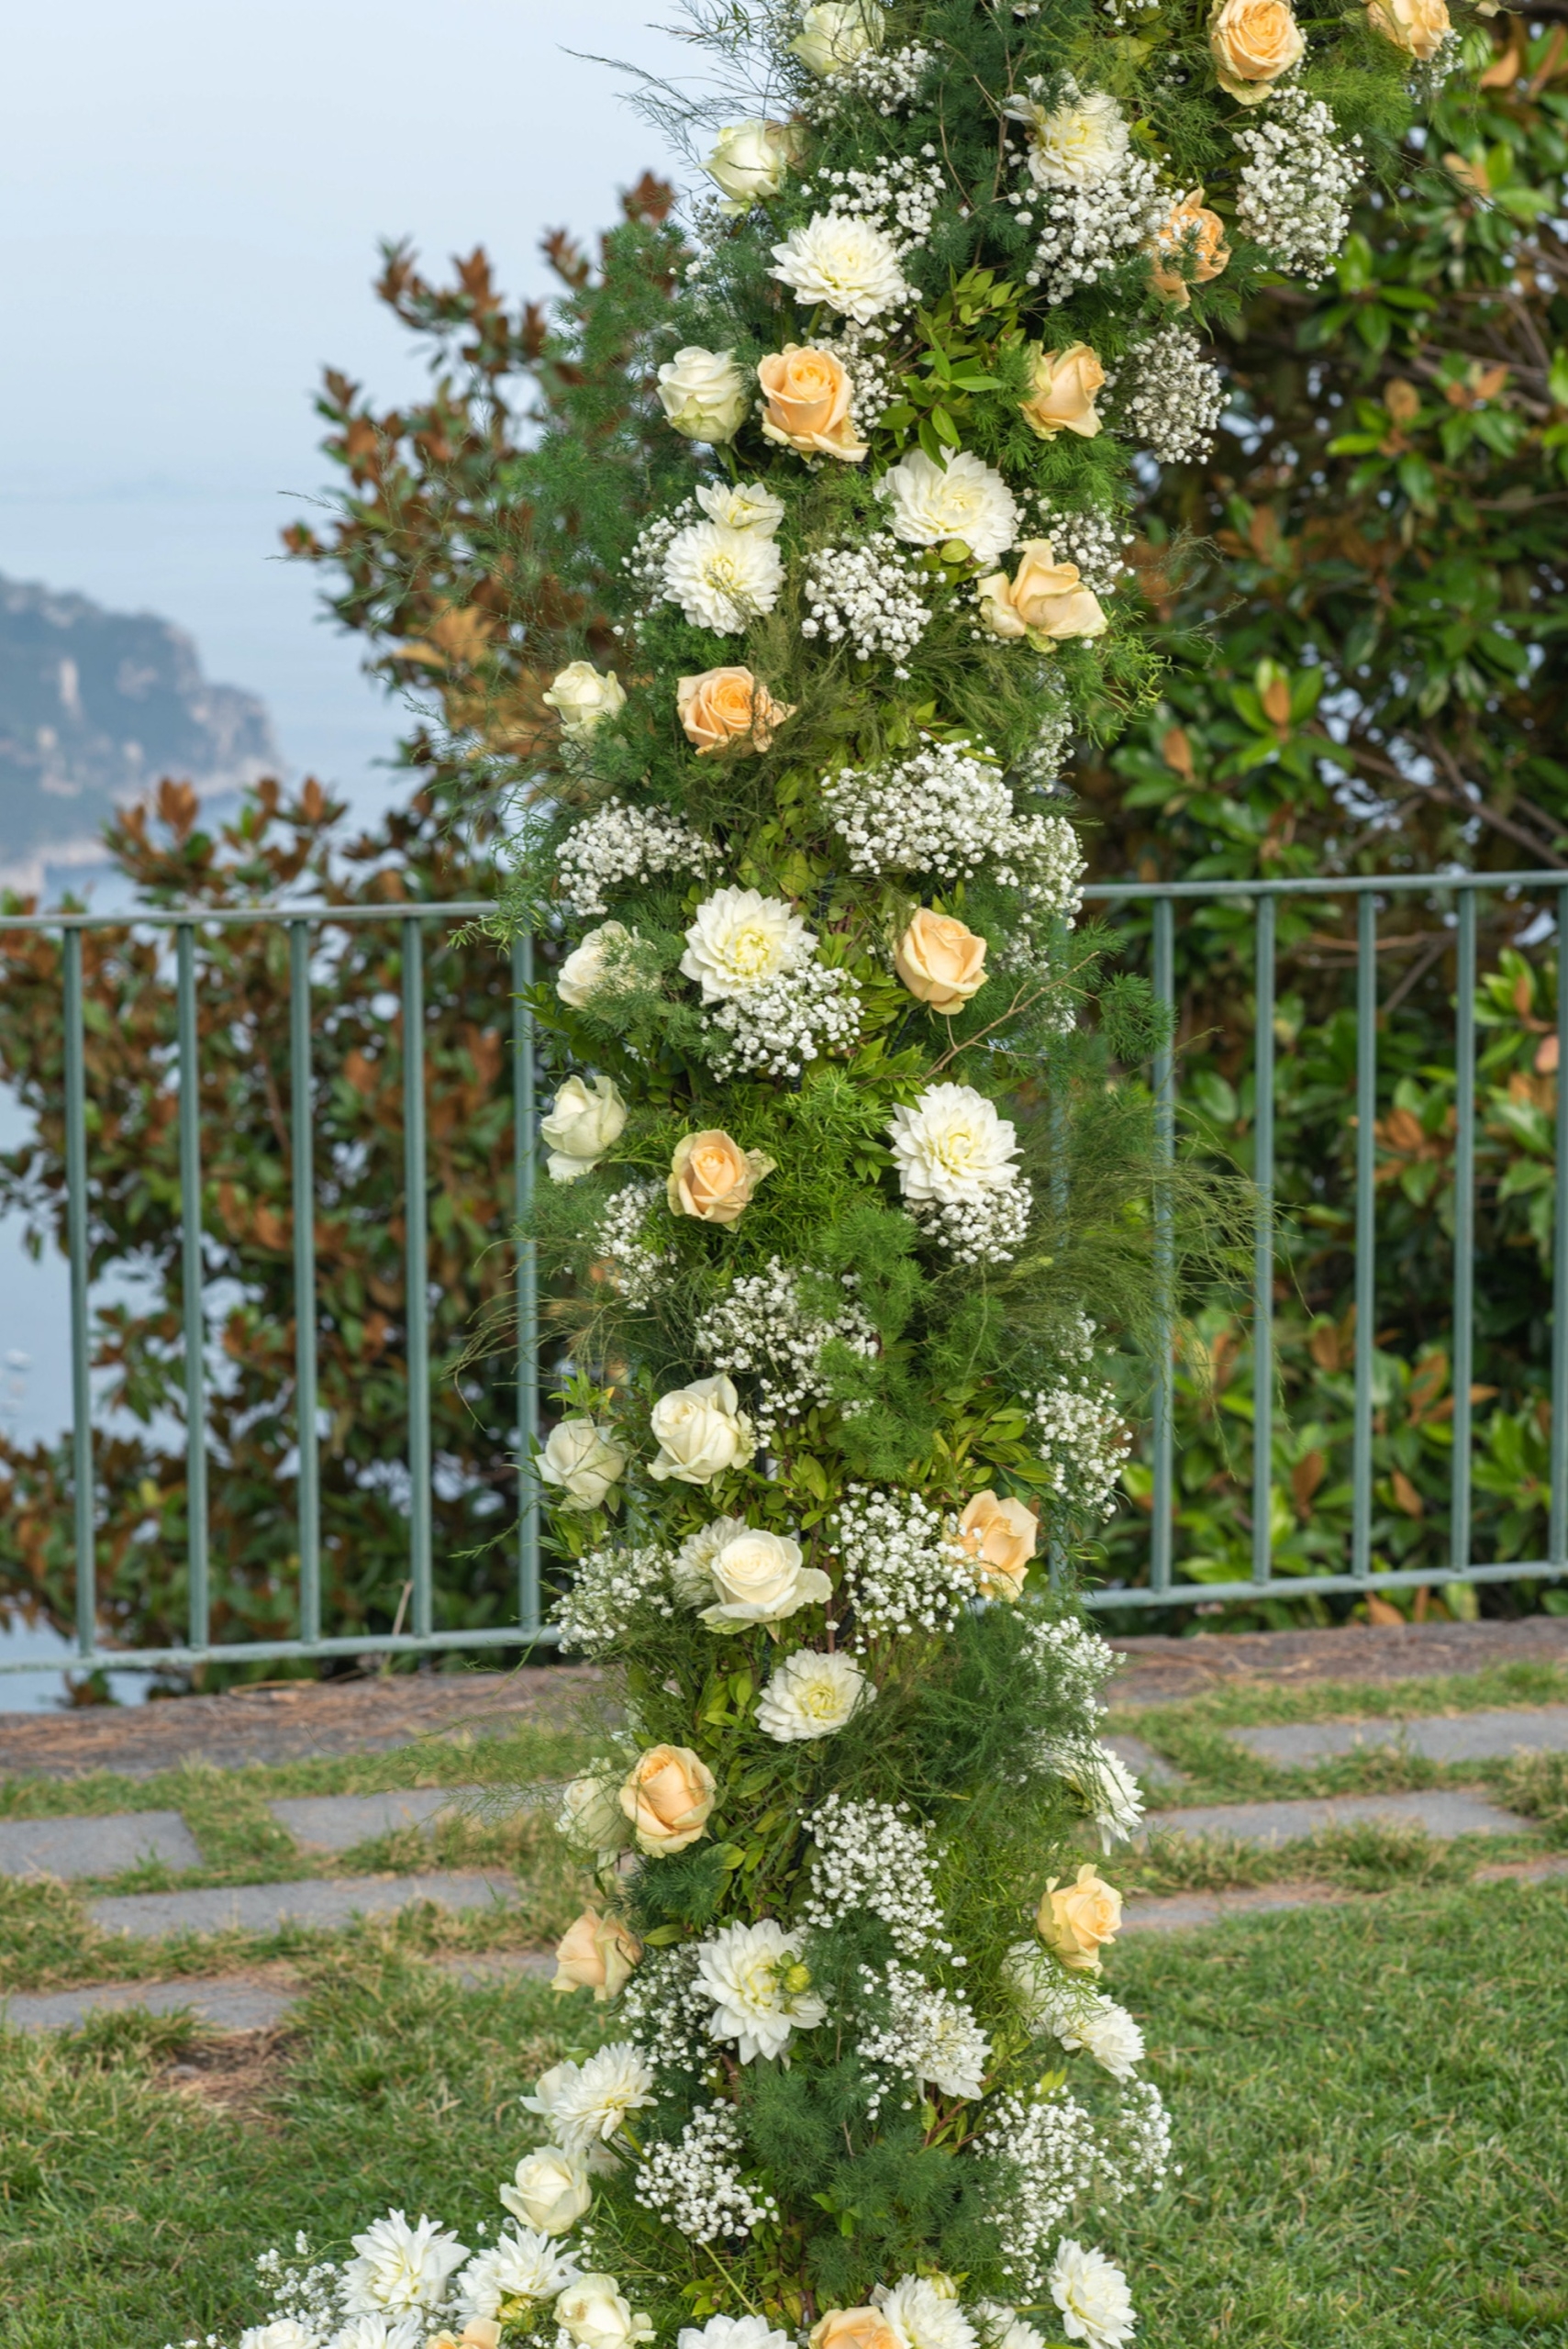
[266,1786,531,1850]
[0,1809,202,1880]
[1122,1852,1568,1934]
[1107,1615,1568,1708]
[1,1949,554,2033]
[1145,1787,1529,1846]
[1228,1705,1568,1767]
[89,1871,517,1941]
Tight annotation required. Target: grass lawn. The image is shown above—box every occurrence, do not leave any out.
[2,1881,1563,2348]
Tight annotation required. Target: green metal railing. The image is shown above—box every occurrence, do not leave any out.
[4,871,1567,1681]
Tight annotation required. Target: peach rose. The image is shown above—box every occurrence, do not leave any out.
[758,345,869,462]
[895,909,988,1010]
[957,1488,1038,1600]
[677,666,795,755]
[1018,341,1105,441]
[1038,1861,1124,1973]
[1367,0,1450,58]
[977,541,1107,644]
[429,2325,502,2349]
[1208,0,1305,100]
[1149,192,1231,306]
[619,1743,717,1855]
[811,2314,905,2349]
[552,1907,643,2001]
[668,1129,776,1224]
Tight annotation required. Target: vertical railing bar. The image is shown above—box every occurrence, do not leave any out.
[403,916,433,1640]
[1351,891,1378,1580]
[1450,889,1476,1575]
[62,930,95,1661]
[1551,885,1568,1564]
[1251,894,1277,1585]
[290,920,321,1644]
[512,931,540,1638]
[1151,897,1175,1597]
[175,923,208,1651]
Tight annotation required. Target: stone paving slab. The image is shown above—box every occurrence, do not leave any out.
[0,1809,201,1881]
[1,1976,295,2033]
[1104,1733,1184,1787]
[268,1787,493,1850]
[89,1870,517,1941]
[1121,1886,1331,1933]
[1145,1787,1529,1845]
[1229,1705,1568,1768]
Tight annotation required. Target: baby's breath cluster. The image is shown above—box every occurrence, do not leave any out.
[1116,324,1228,464]
[703,959,863,1080]
[1234,86,1363,283]
[801,531,933,671]
[830,1486,981,1640]
[694,1257,878,1439]
[803,1793,955,1960]
[557,801,716,919]
[634,2105,780,2243]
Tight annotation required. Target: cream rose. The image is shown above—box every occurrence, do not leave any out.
[428,2324,503,2349]
[1208,0,1306,100]
[668,1130,777,1226]
[647,1374,756,1486]
[758,346,869,462]
[699,1527,834,1631]
[677,667,795,756]
[655,346,750,443]
[1367,0,1450,57]
[810,2312,904,2349]
[619,1744,717,1855]
[790,0,885,75]
[1149,192,1231,306]
[500,2146,594,2235]
[542,662,627,743]
[957,1488,1038,1600]
[894,909,988,1010]
[556,1769,633,1861]
[539,1074,628,1182]
[977,542,1107,644]
[538,1419,627,1511]
[1038,1861,1124,1973]
[555,2277,654,2349]
[704,118,803,210]
[1019,341,1105,441]
[556,922,636,1011]
[552,1908,643,2002]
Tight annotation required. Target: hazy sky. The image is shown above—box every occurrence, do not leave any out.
[0,1,697,813]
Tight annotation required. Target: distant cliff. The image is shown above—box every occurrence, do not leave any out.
[0,574,279,889]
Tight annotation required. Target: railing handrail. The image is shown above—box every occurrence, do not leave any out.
[0,899,499,933]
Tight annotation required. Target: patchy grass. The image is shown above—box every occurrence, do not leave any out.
[1500,1752,1568,1848]
[1125,1819,1485,1898]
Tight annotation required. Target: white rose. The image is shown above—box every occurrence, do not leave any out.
[538,1419,628,1510]
[662,521,784,634]
[556,1768,633,1861]
[1004,83,1129,191]
[769,214,910,325]
[755,1649,873,1740]
[656,346,750,443]
[680,886,814,1003]
[555,2277,655,2349]
[694,479,787,536]
[648,1375,755,1486]
[887,1082,1021,1206]
[880,448,1019,569]
[540,1074,628,1182]
[500,2146,594,2236]
[240,2326,318,2349]
[698,1528,833,1631]
[556,922,637,1011]
[790,0,885,74]
[541,661,627,744]
[704,118,802,210]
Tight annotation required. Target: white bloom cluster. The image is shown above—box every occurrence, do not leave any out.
[877,2278,979,2349]
[1118,325,1226,465]
[340,2211,468,2320]
[557,799,716,918]
[1049,2242,1137,2349]
[634,2103,780,2243]
[553,1542,679,1654]
[999,84,1162,304]
[524,2044,656,2158]
[1016,1963,1146,2082]
[1234,88,1362,284]
[1105,2077,1175,2201]
[455,2232,581,2325]
[831,1485,978,1640]
[704,959,864,1079]
[856,1958,991,2113]
[622,500,695,614]
[974,2089,1103,2293]
[803,1791,954,1958]
[801,530,932,674]
[592,1179,676,1309]
[800,150,945,255]
[822,743,1018,883]
[1031,1382,1130,1523]
[663,518,786,632]
[1024,1613,1118,1729]
[1025,497,1133,599]
[696,1918,828,2060]
[1041,1739,1146,1852]
[618,1944,714,2076]
[1015,707,1074,793]
[911,1182,1033,1267]
[799,40,935,118]
[770,211,913,324]
[694,1256,878,1439]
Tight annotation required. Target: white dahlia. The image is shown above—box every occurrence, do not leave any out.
[1065,1998,1146,2082]
[1005,83,1129,191]
[695,1918,828,2061]
[455,2229,581,2320]
[339,2210,469,2315]
[972,2310,1047,2349]
[524,2045,656,2157]
[325,2319,424,2349]
[239,2325,319,2349]
[1049,2242,1137,2349]
[877,2277,978,2349]
[1047,1739,1146,1852]
[662,521,784,633]
[756,1649,873,1741]
[887,1083,1021,1206]
[769,213,911,324]
[679,2321,794,2349]
[695,479,786,535]
[680,887,814,1002]
[880,448,1019,568]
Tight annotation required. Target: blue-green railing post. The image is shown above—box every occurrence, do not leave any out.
[175,923,209,1651]
[1251,893,1276,1585]
[62,929,95,1661]
[1351,892,1378,1581]
[1151,896,1175,1598]
[403,916,433,1639]
[290,920,321,1644]
[1451,888,1477,1573]
[1551,885,1568,1565]
[512,931,540,1638]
